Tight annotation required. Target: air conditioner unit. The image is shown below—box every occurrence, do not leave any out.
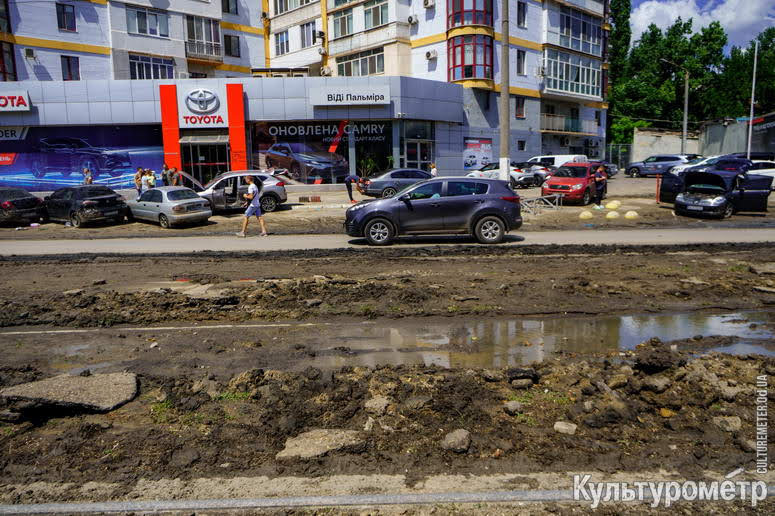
[178,72,189,79]
[423,0,435,7]
[24,48,35,59]
[408,14,419,24]
[320,65,333,76]
[425,49,437,60]
[317,46,327,56]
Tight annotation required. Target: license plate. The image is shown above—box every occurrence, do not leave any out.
[686,206,703,211]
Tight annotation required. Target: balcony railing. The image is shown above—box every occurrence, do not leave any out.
[541,114,598,134]
[185,41,223,61]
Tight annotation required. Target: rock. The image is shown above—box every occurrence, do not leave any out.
[659,408,677,418]
[364,396,390,416]
[750,263,775,275]
[276,429,365,460]
[63,289,84,296]
[481,370,503,382]
[304,298,323,308]
[503,401,523,415]
[506,368,539,383]
[553,421,577,435]
[607,374,628,389]
[441,429,471,453]
[713,416,742,432]
[403,395,432,410]
[92,279,107,285]
[642,376,671,393]
[169,447,200,468]
[0,373,137,413]
[511,379,533,389]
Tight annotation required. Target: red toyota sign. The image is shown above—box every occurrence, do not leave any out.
[0,91,30,112]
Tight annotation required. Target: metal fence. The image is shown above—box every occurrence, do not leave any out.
[605,144,632,170]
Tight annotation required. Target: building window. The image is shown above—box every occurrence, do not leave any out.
[222,0,238,15]
[517,140,526,151]
[127,6,169,38]
[517,1,527,28]
[448,35,493,81]
[186,16,221,58]
[56,3,76,32]
[275,30,289,56]
[129,54,174,79]
[0,42,16,82]
[447,0,493,29]
[333,9,353,38]
[515,97,525,118]
[544,49,602,97]
[560,6,602,56]
[61,55,79,80]
[515,49,526,75]
[0,0,10,33]
[274,0,313,16]
[337,47,384,76]
[300,21,315,48]
[224,35,240,57]
[364,0,388,30]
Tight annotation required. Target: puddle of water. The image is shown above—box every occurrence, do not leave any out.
[297,310,775,370]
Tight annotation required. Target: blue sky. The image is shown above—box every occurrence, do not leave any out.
[628,0,775,48]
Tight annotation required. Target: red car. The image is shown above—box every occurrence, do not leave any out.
[541,162,606,205]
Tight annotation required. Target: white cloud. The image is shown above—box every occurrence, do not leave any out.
[630,0,775,48]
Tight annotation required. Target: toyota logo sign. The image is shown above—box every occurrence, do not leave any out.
[185,88,219,114]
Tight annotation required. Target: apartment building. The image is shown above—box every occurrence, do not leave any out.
[0,0,265,81]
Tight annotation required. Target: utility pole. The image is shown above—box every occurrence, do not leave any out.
[747,40,759,160]
[498,0,510,181]
[661,58,689,154]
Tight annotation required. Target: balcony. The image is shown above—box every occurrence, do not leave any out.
[541,114,597,135]
[185,41,223,62]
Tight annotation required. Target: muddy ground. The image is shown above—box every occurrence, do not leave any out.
[0,243,774,509]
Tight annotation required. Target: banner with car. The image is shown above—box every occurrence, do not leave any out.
[0,125,164,190]
[463,137,493,171]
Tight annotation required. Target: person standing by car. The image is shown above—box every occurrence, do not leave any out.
[82,168,93,185]
[161,164,171,186]
[236,175,268,238]
[593,165,607,209]
[344,174,359,204]
[134,167,143,198]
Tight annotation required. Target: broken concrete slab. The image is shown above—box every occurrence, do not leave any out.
[0,372,138,412]
[276,429,365,460]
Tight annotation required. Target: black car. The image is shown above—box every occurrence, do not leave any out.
[345,177,522,245]
[0,188,46,225]
[361,168,432,198]
[31,137,132,179]
[44,185,128,227]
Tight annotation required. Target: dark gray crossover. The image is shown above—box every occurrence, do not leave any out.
[344,177,522,245]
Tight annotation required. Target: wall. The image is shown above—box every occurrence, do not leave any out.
[632,129,699,162]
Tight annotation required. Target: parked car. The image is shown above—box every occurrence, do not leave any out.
[0,188,46,225]
[527,155,587,167]
[31,137,132,179]
[361,168,432,198]
[264,142,348,183]
[671,170,772,219]
[43,185,127,227]
[125,187,212,228]
[194,171,288,213]
[541,163,605,204]
[345,177,522,245]
[626,154,701,177]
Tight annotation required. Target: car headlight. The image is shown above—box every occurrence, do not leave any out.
[571,184,583,190]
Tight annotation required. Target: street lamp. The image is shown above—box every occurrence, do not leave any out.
[661,58,689,154]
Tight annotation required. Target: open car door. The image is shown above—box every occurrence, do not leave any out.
[659,172,684,203]
[736,174,773,212]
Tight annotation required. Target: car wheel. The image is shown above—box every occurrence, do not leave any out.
[31,159,45,179]
[474,216,505,244]
[364,218,394,246]
[80,159,99,179]
[290,163,302,181]
[582,190,592,205]
[722,203,734,219]
[382,187,397,198]
[159,214,171,229]
[70,212,83,228]
[628,167,641,178]
[260,195,278,213]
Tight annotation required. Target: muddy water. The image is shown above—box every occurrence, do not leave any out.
[299,311,775,369]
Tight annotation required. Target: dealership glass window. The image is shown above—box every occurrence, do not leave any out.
[300,21,315,48]
[275,30,289,56]
[515,96,525,118]
[447,0,492,28]
[447,35,492,81]
[544,49,601,97]
[129,54,174,79]
[333,9,353,38]
[61,55,79,81]
[56,3,76,32]
[517,1,527,27]
[559,6,602,56]
[364,0,388,30]
[515,49,526,75]
[224,35,240,57]
[222,0,237,15]
[127,6,169,38]
[0,0,10,33]
[0,41,16,82]
[337,47,383,76]
[186,16,221,57]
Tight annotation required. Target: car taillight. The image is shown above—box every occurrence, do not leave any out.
[275,181,285,187]
[500,196,520,204]
[0,201,12,210]
[172,205,185,213]
[82,200,97,206]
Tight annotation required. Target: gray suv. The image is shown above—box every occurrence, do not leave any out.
[627,154,701,177]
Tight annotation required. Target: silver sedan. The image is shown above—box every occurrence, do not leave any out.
[125,187,212,228]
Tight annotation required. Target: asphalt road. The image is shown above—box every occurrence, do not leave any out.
[1,227,774,256]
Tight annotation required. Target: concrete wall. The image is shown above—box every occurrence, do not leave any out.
[632,129,699,162]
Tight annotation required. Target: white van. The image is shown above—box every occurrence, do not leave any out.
[528,155,587,167]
